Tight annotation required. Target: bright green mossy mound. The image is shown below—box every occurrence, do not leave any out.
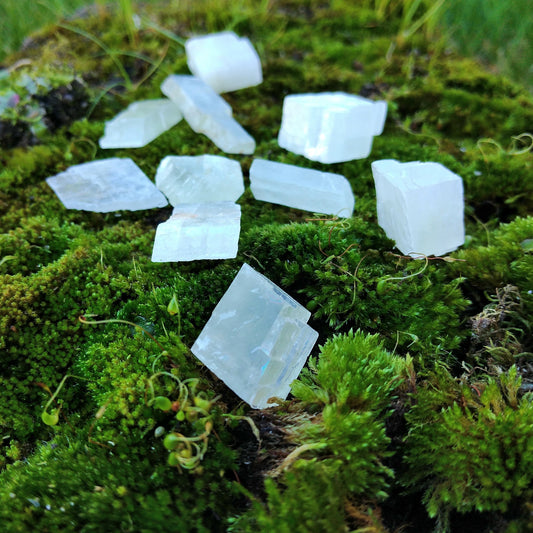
[1,1,532,531]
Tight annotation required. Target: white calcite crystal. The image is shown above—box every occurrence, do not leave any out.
[46,158,168,212]
[191,263,318,409]
[160,75,255,154]
[151,202,241,262]
[99,99,182,149]
[371,159,465,257]
[278,92,387,163]
[186,31,262,93]
[155,154,244,206]
[250,159,354,217]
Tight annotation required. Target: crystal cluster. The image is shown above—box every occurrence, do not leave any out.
[151,202,241,262]
[371,159,465,257]
[250,159,354,217]
[278,92,387,163]
[46,158,168,212]
[98,99,182,149]
[155,154,244,206]
[161,75,255,154]
[191,263,318,408]
[186,31,262,93]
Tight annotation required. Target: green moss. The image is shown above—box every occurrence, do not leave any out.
[404,366,533,526]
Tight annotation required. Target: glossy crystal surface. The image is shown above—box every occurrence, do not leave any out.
[191,263,318,409]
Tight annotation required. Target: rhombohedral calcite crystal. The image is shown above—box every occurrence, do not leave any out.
[191,263,318,409]
[371,159,465,257]
[46,158,168,212]
[278,92,387,163]
[250,158,354,217]
[155,154,244,206]
[186,31,262,93]
[151,202,241,262]
[160,75,255,154]
[98,99,182,149]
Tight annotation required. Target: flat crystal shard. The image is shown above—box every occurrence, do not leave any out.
[278,92,387,163]
[151,202,241,262]
[191,263,318,409]
[160,75,255,154]
[156,154,244,206]
[371,159,465,257]
[46,158,168,212]
[250,159,354,217]
[99,99,182,149]
[186,31,262,93]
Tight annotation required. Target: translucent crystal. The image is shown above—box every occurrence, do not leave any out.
[186,31,262,93]
[371,159,465,257]
[156,154,244,206]
[46,158,168,212]
[278,92,387,163]
[151,202,241,262]
[192,263,318,409]
[250,159,354,217]
[99,99,182,149]
[160,75,255,154]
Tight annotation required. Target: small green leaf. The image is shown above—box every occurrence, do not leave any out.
[42,409,59,426]
[163,433,180,451]
[167,294,180,316]
[376,279,388,295]
[153,396,172,411]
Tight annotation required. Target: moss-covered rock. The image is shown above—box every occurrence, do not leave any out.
[0,0,532,531]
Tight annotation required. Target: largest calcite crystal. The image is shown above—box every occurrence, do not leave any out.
[278,92,387,163]
[191,264,318,409]
[45,158,168,212]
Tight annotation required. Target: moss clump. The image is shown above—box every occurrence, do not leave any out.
[404,366,533,529]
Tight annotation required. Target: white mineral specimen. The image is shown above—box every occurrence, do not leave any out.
[160,75,255,154]
[191,263,318,409]
[45,158,168,212]
[155,154,244,206]
[151,202,241,262]
[278,92,387,163]
[371,159,465,257]
[98,99,182,149]
[186,31,262,93]
[250,159,354,217]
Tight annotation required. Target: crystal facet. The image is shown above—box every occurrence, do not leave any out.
[46,158,168,212]
[161,75,255,154]
[186,31,262,93]
[250,159,354,217]
[151,202,241,262]
[98,99,182,149]
[278,92,387,163]
[371,159,465,257]
[155,154,244,206]
[191,263,318,409]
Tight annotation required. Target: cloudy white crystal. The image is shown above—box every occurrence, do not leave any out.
[151,202,241,262]
[191,263,318,409]
[371,159,465,257]
[161,75,255,154]
[98,99,182,149]
[46,158,168,212]
[155,154,244,206]
[186,31,262,93]
[278,92,387,163]
[250,159,354,217]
